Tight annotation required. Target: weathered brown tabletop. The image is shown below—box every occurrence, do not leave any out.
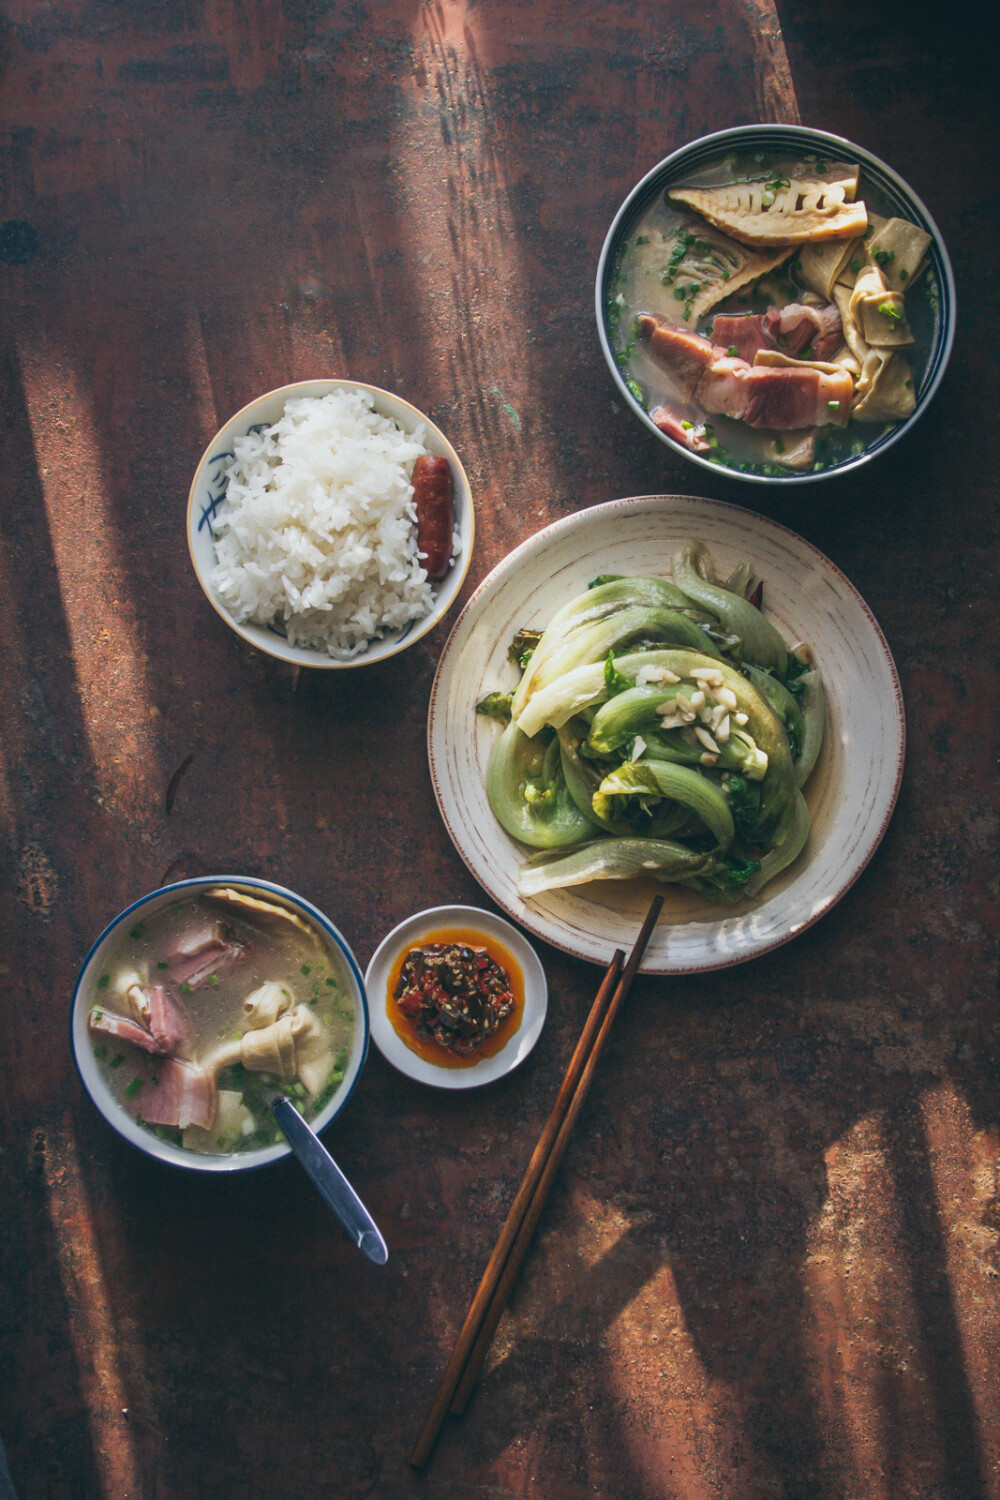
[1,3,997,1497]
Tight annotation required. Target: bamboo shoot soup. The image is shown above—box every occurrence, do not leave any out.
[605,148,940,475]
[86,887,357,1155]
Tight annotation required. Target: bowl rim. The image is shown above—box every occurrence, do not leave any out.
[595,123,957,486]
[70,875,370,1172]
[186,378,476,667]
[363,903,549,1089]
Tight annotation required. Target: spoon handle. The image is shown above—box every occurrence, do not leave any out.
[270,1095,388,1265]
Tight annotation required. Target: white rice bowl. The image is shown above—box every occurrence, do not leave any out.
[208,389,449,660]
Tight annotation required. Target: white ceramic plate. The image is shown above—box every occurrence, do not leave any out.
[187,380,474,668]
[365,906,548,1089]
[427,495,905,974]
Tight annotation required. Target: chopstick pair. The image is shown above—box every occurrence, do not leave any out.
[410,894,664,1468]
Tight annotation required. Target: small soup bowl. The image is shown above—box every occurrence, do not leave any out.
[188,378,475,667]
[71,876,369,1173]
[596,123,955,485]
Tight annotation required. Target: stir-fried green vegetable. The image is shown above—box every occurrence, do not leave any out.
[510,576,716,722]
[486,721,601,847]
[480,541,824,903]
[672,542,789,679]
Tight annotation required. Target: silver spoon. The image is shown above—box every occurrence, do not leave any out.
[266,1089,388,1264]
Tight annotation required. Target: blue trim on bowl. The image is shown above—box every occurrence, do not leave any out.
[70,876,370,1174]
[596,124,956,485]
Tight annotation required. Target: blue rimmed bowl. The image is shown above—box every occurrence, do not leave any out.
[187,379,474,667]
[596,124,955,485]
[70,876,370,1173]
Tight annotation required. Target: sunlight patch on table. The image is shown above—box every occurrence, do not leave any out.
[391,0,534,536]
[750,1,800,123]
[20,348,166,815]
[42,1126,144,1498]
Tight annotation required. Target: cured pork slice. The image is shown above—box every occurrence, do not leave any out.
[751,351,853,426]
[668,170,867,246]
[167,920,229,959]
[165,924,243,988]
[741,365,847,429]
[638,314,852,431]
[636,316,715,396]
[649,406,712,452]
[134,1059,217,1130]
[89,984,189,1056]
[711,313,771,363]
[763,302,843,361]
[711,302,842,365]
[147,985,189,1053]
[89,1009,161,1053]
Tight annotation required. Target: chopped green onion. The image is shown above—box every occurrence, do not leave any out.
[208,974,220,986]
[109,1054,125,1068]
[727,345,739,358]
[125,1078,142,1099]
[827,400,840,409]
[97,974,110,989]
[156,961,168,970]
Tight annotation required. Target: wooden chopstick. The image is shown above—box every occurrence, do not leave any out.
[409,946,623,1470]
[449,893,663,1415]
[409,894,663,1468]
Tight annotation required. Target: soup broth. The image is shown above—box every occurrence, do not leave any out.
[87,889,356,1155]
[606,149,940,475]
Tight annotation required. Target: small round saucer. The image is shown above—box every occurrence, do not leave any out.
[365,906,548,1089]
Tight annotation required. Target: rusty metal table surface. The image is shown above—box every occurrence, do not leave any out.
[1,3,997,1497]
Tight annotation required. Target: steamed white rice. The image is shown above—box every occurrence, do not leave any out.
[209,389,446,659]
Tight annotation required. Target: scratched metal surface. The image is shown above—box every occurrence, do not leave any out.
[1,2,997,1497]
